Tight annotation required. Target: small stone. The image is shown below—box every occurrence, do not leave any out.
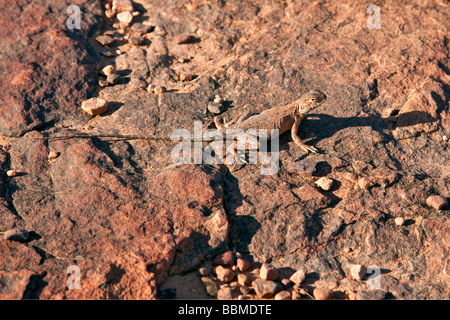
[274,290,292,300]
[101,65,116,76]
[215,266,235,282]
[117,11,133,26]
[107,74,120,85]
[175,34,195,44]
[252,279,279,299]
[3,229,29,242]
[260,263,278,281]
[394,217,405,226]
[132,11,140,17]
[154,86,166,94]
[356,290,386,300]
[179,73,193,81]
[238,295,250,300]
[147,84,156,93]
[100,49,115,57]
[287,158,317,175]
[217,287,236,300]
[426,195,448,210]
[201,277,218,297]
[96,35,114,46]
[112,0,134,13]
[214,95,225,104]
[313,287,333,300]
[350,264,367,281]
[289,269,306,284]
[213,251,235,266]
[48,151,60,160]
[130,23,153,34]
[99,79,109,87]
[105,9,116,19]
[315,177,334,191]
[81,98,108,116]
[208,102,225,114]
[240,286,251,295]
[237,273,253,287]
[6,170,18,177]
[199,267,211,276]
[129,36,144,46]
[443,135,448,142]
[236,258,251,272]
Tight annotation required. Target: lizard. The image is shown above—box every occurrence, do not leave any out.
[212,89,327,166]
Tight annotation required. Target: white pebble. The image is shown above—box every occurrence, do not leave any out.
[394,217,405,226]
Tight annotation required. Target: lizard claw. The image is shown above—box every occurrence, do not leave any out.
[302,145,318,154]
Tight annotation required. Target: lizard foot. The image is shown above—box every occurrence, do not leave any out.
[301,145,318,154]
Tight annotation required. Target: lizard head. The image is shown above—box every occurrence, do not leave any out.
[296,90,327,115]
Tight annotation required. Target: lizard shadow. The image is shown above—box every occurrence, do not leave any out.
[222,169,261,255]
[300,110,438,146]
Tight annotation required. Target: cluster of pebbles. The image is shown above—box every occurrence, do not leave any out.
[81,0,199,116]
[197,251,357,300]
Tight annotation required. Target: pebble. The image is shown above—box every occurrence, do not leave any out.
[252,279,279,299]
[116,11,133,25]
[237,273,253,287]
[101,65,116,76]
[443,135,448,142]
[350,264,367,281]
[213,251,235,266]
[199,266,211,276]
[217,287,236,300]
[99,79,109,87]
[281,278,292,287]
[313,287,333,300]
[105,9,116,19]
[96,35,114,46]
[274,290,292,300]
[100,49,115,57]
[426,195,448,210]
[130,23,153,34]
[394,217,405,226]
[260,263,278,281]
[175,34,195,44]
[81,98,108,116]
[6,170,18,177]
[48,151,60,160]
[239,285,251,295]
[215,266,235,282]
[107,74,120,85]
[201,277,218,297]
[236,258,251,272]
[207,101,225,114]
[129,36,144,46]
[289,269,306,284]
[179,73,193,81]
[147,84,156,93]
[383,107,399,118]
[214,95,225,104]
[315,177,334,191]
[112,0,134,13]
[3,229,29,242]
[154,86,166,94]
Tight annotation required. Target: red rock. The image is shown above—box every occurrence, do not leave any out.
[175,34,195,44]
[213,251,235,266]
[426,195,448,210]
[289,269,306,284]
[313,287,333,300]
[236,258,251,272]
[260,263,278,280]
[274,290,292,300]
[215,266,235,282]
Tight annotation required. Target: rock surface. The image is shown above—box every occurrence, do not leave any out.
[0,0,448,300]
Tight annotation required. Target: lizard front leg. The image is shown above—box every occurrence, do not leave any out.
[291,115,318,154]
